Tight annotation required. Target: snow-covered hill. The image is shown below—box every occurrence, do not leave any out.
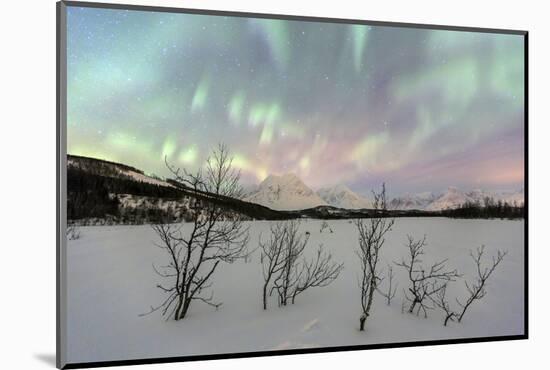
[465,189,494,205]
[244,173,327,211]
[424,187,525,211]
[68,155,173,188]
[69,154,523,213]
[500,189,525,206]
[388,188,524,211]
[317,184,371,209]
[390,192,438,210]
[426,187,470,211]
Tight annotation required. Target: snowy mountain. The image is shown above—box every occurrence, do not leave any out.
[67,155,295,223]
[243,173,525,212]
[423,187,525,211]
[317,184,371,209]
[465,189,493,204]
[242,183,259,197]
[390,192,439,210]
[244,173,327,211]
[500,189,525,206]
[426,187,470,211]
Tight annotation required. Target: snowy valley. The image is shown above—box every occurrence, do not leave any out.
[67,218,524,363]
[65,155,526,364]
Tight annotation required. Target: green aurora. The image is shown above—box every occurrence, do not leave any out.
[66,6,525,195]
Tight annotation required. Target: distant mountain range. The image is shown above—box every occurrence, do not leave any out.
[245,173,524,211]
[382,187,523,211]
[67,155,524,224]
[67,155,411,223]
[389,192,438,211]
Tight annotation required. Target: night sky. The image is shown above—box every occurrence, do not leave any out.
[66,6,525,196]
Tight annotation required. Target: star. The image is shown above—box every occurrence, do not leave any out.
[66,6,524,193]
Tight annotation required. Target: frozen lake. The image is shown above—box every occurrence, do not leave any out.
[66,218,525,364]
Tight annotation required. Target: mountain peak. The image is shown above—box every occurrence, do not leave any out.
[317,184,371,209]
[245,173,327,211]
[332,184,352,193]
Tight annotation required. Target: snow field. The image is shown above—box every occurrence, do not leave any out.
[66,218,524,363]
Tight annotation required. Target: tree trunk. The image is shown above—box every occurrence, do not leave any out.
[177,299,191,320]
[359,315,366,331]
[263,284,268,310]
[174,295,184,321]
[365,281,375,316]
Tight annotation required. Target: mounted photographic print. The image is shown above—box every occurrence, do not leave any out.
[57,1,528,368]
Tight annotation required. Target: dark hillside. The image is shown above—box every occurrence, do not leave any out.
[66,155,524,224]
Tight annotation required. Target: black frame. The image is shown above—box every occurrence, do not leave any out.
[56,1,529,368]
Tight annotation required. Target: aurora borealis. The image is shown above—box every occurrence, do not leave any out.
[66,6,525,196]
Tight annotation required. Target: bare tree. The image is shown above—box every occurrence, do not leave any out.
[429,246,507,326]
[290,244,343,304]
[456,246,507,322]
[395,235,460,318]
[143,144,250,321]
[259,222,288,310]
[429,283,456,326]
[272,220,309,307]
[377,264,397,306]
[356,183,394,331]
[261,220,343,308]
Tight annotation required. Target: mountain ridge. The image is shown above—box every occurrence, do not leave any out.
[244,173,328,211]
[67,154,524,214]
[317,184,372,209]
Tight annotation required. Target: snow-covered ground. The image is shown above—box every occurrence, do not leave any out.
[66,218,524,364]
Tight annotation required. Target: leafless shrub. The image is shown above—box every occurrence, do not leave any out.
[429,246,507,326]
[142,144,250,321]
[456,246,507,322]
[429,283,456,326]
[261,220,343,309]
[377,264,397,306]
[356,184,394,331]
[395,235,460,318]
[290,244,344,304]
